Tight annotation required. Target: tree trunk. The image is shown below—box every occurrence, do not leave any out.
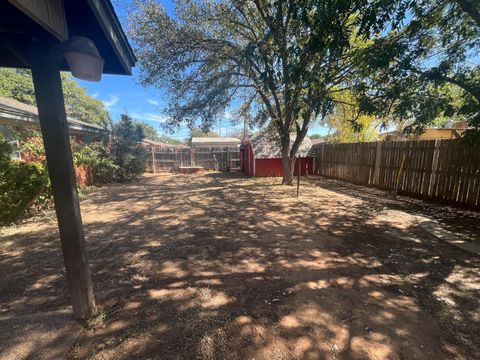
[281,145,295,185]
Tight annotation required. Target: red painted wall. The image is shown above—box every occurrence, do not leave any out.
[254,157,314,177]
[240,141,254,176]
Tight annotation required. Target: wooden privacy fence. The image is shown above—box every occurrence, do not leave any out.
[147,147,240,172]
[313,139,480,208]
[193,147,240,171]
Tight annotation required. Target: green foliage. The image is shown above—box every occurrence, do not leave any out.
[0,68,111,127]
[135,121,162,141]
[111,114,147,181]
[0,68,36,105]
[0,136,12,167]
[20,136,45,161]
[72,140,102,167]
[128,0,389,183]
[157,134,182,144]
[322,90,380,143]
[189,128,219,139]
[62,75,112,128]
[71,140,119,183]
[356,0,480,145]
[0,137,50,225]
[93,157,120,184]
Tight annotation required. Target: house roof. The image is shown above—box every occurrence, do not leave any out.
[142,138,188,149]
[191,137,240,147]
[0,96,106,136]
[0,0,136,75]
[249,133,312,159]
[311,138,326,145]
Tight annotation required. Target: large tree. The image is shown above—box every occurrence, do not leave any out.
[356,0,480,144]
[189,127,219,138]
[320,89,380,143]
[135,120,162,141]
[112,114,148,181]
[129,0,387,184]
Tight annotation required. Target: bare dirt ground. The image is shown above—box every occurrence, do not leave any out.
[1,172,479,360]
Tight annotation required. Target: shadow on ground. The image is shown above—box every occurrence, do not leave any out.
[0,172,479,359]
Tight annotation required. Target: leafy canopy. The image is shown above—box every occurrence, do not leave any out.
[322,90,379,143]
[129,0,392,183]
[355,0,480,143]
[135,120,162,141]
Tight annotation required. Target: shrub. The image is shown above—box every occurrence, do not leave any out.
[111,114,147,181]
[20,136,45,161]
[94,157,119,183]
[0,137,11,167]
[0,159,50,225]
[72,140,119,183]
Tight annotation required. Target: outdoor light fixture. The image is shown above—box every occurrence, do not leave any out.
[64,36,105,82]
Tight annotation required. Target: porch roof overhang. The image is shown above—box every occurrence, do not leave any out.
[0,0,135,320]
[0,96,107,136]
[0,0,136,75]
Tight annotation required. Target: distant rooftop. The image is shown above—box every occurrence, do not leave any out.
[191,137,240,146]
[0,96,106,136]
[311,138,326,145]
[142,139,187,149]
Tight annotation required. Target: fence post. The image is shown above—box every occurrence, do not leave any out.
[428,139,441,197]
[373,141,382,186]
[151,147,156,174]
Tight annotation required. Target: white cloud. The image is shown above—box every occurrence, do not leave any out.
[131,112,166,123]
[147,99,159,106]
[91,92,99,98]
[103,94,119,108]
[144,113,166,123]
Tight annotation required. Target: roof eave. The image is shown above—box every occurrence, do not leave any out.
[86,0,136,75]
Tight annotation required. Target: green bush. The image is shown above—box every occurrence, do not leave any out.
[94,157,119,183]
[0,160,50,225]
[72,140,119,183]
[111,114,147,181]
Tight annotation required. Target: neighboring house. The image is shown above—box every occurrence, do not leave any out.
[0,96,107,187]
[190,137,241,150]
[380,123,469,141]
[0,96,107,153]
[141,138,188,151]
[240,133,314,177]
[311,138,327,146]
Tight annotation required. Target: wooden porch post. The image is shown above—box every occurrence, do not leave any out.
[29,44,96,320]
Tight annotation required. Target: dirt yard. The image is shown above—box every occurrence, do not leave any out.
[1,173,479,359]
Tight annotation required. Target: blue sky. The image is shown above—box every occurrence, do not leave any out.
[76,0,329,141]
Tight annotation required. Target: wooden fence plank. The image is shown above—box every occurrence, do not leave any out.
[313,139,480,208]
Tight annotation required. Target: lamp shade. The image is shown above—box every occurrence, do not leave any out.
[64,36,105,82]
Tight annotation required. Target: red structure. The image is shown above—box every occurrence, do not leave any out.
[240,134,314,177]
